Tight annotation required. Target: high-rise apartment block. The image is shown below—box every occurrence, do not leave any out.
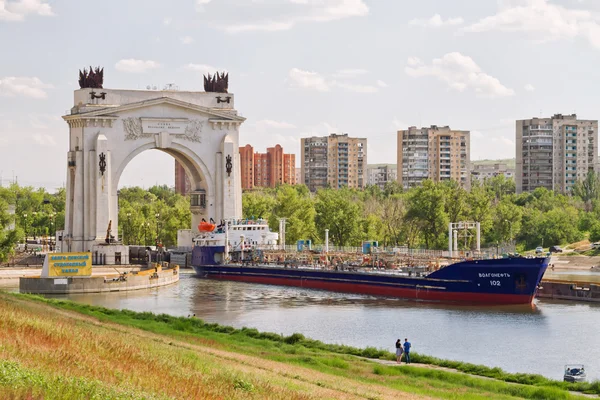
[174,160,192,195]
[397,126,470,190]
[367,164,398,190]
[516,114,598,193]
[239,144,296,190]
[301,133,367,192]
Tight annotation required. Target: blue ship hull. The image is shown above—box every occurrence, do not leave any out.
[191,247,549,305]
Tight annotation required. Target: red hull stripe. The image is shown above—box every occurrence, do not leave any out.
[205,274,533,305]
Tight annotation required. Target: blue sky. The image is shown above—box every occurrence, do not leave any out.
[2,0,600,190]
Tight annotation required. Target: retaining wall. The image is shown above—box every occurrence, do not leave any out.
[19,266,179,294]
[537,280,600,302]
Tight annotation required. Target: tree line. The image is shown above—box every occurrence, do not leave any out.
[2,172,600,261]
[243,173,600,251]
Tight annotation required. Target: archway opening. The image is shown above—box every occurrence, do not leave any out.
[116,149,207,248]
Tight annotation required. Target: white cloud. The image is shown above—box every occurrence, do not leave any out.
[215,0,368,33]
[0,77,53,99]
[224,21,294,34]
[332,68,368,78]
[409,14,464,28]
[196,0,212,12]
[183,63,225,75]
[180,36,194,45]
[288,68,331,92]
[0,0,54,21]
[376,79,388,88]
[463,0,600,49]
[115,59,161,73]
[32,133,56,147]
[524,83,535,91]
[163,17,172,25]
[404,52,515,98]
[289,67,383,93]
[407,57,422,67]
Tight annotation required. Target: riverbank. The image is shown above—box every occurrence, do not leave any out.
[1,292,597,399]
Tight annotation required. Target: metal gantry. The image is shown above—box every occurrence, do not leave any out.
[448,222,480,258]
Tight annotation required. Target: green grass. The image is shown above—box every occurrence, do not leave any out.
[0,359,165,400]
[10,292,600,398]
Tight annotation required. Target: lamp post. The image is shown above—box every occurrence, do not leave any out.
[126,212,131,245]
[155,213,160,246]
[50,212,56,252]
[32,211,37,240]
[23,213,28,250]
[143,222,149,246]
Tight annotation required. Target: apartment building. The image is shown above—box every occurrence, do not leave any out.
[301,133,367,191]
[239,144,255,190]
[174,160,192,195]
[516,114,598,193]
[397,125,470,190]
[471,163,515,184]
[239,144,296,189]
[367,164,398,190]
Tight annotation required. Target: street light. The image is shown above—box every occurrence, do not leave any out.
[155,213,160,246]
[32,211,37,239]
[50,212,56,252]
[143,222,149,246]
[23,213,28,250]
[126,212,131,244]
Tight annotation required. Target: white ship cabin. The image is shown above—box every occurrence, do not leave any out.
[193,218,279,249]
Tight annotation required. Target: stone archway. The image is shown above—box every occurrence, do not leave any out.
[61,89,244,252]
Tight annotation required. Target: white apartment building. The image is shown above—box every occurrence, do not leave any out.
[397,125,470,190]
[516,114,598,193]
[367,164,397,190]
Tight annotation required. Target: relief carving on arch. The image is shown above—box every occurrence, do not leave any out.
[123,117,150,141]
[181,119,203,143]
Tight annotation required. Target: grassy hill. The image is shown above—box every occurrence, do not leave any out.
[1,292,597,399]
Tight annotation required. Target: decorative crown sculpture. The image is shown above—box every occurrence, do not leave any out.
[203,71,228,93]
[78,66,104,89]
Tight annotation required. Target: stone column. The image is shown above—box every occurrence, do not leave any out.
[95,134,112,242]
[220,135,239,220]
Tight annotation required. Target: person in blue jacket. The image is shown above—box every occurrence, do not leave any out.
[403,338,411,364]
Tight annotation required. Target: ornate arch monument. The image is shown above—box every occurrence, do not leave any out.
[61,69,244,253]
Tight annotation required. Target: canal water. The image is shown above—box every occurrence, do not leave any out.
[43,271,600,381]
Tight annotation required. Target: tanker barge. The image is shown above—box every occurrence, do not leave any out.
[191,219,549,305]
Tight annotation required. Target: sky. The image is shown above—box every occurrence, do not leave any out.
[2,0,600,191]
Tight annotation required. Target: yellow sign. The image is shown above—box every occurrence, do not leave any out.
[48,252,92,277]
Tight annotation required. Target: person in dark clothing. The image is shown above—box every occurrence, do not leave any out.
[403,338,411,364]
[395,339,403,363]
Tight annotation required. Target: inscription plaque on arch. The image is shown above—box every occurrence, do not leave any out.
[141,118,187,134]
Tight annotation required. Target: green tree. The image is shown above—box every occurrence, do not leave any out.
[242,191,276,220]
[0,197,22,262]
[269,185,317,244]
[489,199,522,244]
[441,180,468,223]
[572,171,600,210]
[467,182,493,242]
[315,188,361,246]
[485,175,515,200]
[405,180,448,249]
